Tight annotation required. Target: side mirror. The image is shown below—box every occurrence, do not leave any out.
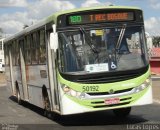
[50,24,58,51]
[50,32,58,51]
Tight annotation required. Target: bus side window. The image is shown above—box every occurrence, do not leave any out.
[4,44,9,66]
[15,40,19,66]
[11,41,16,66]
[31,32,39,64]
[39,29,46,64]
[25,35,31,65]
[0,42,2,50]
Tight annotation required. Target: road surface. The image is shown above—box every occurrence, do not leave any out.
[0,78,159,130]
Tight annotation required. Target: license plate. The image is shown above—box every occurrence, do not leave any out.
[104,98,120,105]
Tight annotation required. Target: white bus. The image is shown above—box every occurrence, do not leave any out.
[4,6,152,118]
[0,38,5,72]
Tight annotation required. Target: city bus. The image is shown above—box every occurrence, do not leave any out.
[4,6,152,117]
[0,38,5,72]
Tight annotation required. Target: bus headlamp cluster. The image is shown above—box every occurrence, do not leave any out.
[62,84,86,99]
[133,77,151,93]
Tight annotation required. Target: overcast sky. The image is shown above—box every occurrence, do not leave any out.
[0,0,160,36]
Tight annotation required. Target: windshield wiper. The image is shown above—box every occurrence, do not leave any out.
[116,24,127,51]
[79,26,99,54]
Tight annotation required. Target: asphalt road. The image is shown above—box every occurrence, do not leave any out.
[0,78,160,130]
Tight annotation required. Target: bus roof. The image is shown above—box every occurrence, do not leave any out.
[4,5,141,43]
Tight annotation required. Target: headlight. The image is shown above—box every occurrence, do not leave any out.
[133,77,151,93]
[62,84,86,99]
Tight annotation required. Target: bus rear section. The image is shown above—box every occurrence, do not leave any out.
[0,39,5,73]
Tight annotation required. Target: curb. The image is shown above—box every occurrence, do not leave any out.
[151,73,160,79]
[153,99,160,104]
[151,76,160,81]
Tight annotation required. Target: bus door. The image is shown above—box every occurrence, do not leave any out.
[19,39,29,101]
[47,29,60,111]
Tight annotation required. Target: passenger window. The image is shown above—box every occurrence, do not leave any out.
[25,35,31,65]
[0,42,2,50]
[11,41,16,66]
[39,30,46,64]
[15,40,19,66]
[31,33,39,64]
[4,44,9,66]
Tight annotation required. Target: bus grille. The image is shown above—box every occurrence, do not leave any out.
[87,88,133,96]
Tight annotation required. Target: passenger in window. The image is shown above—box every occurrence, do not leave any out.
[105,29,116,53]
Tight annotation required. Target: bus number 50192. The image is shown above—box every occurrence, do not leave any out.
[82,86,99,92]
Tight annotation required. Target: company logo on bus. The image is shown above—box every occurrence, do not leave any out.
[109,89,114,94]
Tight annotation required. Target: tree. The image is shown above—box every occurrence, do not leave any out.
[153,36,160,47]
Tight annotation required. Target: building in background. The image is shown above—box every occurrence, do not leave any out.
[146,32,160,75]
[145,32,153,50]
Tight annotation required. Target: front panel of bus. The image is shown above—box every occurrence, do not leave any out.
[56,8,152,115]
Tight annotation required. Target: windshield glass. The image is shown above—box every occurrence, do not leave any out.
[58,26,148,74]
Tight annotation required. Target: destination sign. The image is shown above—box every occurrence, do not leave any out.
[68,12,134,25]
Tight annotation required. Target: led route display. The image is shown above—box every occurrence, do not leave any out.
[68,12,134,25]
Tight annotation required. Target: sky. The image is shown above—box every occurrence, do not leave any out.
[0,0,160,36]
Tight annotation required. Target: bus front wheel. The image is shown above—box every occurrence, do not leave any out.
[43,96,51,118]
[15,84,22,105]
[42,87,52,119]
[113,107,131,117]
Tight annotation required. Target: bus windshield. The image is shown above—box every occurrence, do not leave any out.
[58,25,148,74]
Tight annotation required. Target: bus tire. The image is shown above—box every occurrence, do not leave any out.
[42,86,52,119]
[15,82,22,105]
[113,107,131,117]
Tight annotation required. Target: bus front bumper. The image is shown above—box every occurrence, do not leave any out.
[60,86,152,115]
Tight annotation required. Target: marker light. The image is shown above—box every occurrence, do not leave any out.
[63,86,70,92]
[62,84,85,99]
